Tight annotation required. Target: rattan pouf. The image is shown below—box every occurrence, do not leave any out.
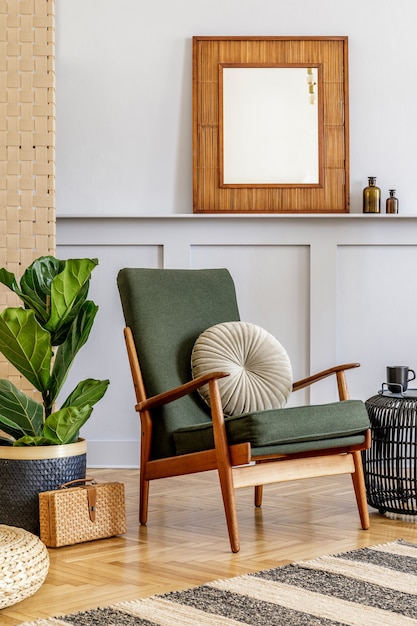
[0,525,49,609]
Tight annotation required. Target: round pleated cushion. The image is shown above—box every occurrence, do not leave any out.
[0,524,49,609]
[191,321,292,416]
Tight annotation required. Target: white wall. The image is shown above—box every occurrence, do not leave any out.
[55,2,417,467]
[56,0,417,216]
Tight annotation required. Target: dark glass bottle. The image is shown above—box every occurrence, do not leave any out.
[363,177,381,213]
[386,189,399,214]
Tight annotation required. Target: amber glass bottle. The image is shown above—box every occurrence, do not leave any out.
[363,177,381,213]
[386,189,399,214]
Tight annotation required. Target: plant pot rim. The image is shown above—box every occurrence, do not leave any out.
[0,438,87,460]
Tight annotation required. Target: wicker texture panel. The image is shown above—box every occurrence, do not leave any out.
[0,0,55,384]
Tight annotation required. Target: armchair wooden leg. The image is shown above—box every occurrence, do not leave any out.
[351,451,370,530]
[139,471,149,525]
[139,411,152,526]
[254,485,263,507]
[209,378,241,552]
[217,465,240,553]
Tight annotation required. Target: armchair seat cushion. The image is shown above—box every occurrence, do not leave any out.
[172,399,370,456]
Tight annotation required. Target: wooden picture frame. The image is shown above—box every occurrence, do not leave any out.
[192,36,349,213]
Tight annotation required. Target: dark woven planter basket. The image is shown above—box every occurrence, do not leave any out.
[0,439,87,535]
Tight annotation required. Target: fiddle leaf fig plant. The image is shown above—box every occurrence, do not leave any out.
[0,256,109,446]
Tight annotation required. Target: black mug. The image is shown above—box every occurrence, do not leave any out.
[386,366,416,393]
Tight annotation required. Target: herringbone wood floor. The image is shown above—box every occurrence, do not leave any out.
[2,468,417,625]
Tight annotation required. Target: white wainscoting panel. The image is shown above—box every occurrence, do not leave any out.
[57,215,417,467]
[190,244,310,397]
[337,244,417,400]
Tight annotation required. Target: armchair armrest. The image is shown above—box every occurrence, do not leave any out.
[293,363,360,400]
[136,371,230,412]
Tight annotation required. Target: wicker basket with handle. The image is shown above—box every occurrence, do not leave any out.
[39,478,126,547]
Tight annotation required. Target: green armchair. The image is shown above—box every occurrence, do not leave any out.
[117,267,371,553]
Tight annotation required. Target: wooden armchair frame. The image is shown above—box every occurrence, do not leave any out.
[124,327,370,553]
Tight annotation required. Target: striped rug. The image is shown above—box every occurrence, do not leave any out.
[22,540,417,626]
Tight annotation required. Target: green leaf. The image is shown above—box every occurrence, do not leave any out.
[47,301,99,410]
[0,431,15,445]
[0,309,52,392]
[19,256,64,324]
[45,258,98,343]
[42,405,92,445]
[49,282,90,346]
[0,267,19,292]
[61,378,110,409]
[21,256,64,297]
[0,258,64,325]
[0,379,44,439]
[13,435,53,446]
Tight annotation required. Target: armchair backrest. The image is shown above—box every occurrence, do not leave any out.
[117,268,240,458]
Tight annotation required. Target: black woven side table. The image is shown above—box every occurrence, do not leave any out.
[364,394,417,516]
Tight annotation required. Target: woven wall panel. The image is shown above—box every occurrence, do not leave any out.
[0,0,55,385]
